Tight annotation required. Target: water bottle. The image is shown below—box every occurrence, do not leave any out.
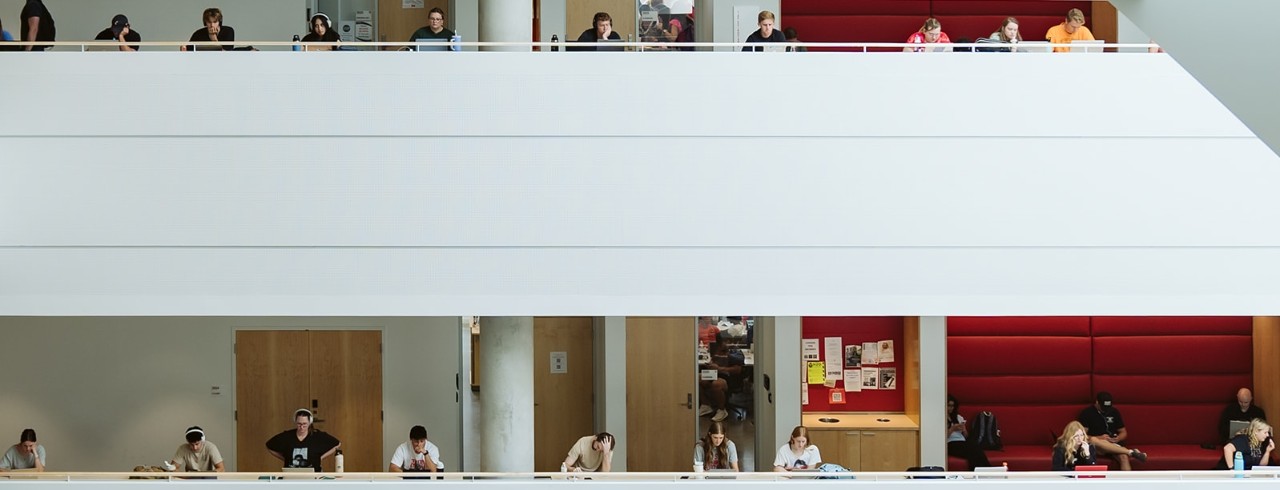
[1234,450,1244,478]
[450,32,461,52]
[551,34,558,52]
[292,34,300,51]
[335,449,344,473]
[560,462,568,473]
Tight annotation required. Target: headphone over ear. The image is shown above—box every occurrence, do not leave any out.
[309,13,331,34]
[295,409,314,423]
[185,427,205,443]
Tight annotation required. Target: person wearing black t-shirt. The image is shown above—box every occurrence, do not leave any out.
[1215,419,1274,470]
[1076,392,1148,470]
[1220,388,1268,442]
[93,15,141,52]
[265,409,341,472]
[183,8,234,51]
[742,10,784,52]
[571,12,621,51]
[301,13,340,50]
[19,0,55,51]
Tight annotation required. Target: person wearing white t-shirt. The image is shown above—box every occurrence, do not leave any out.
[773,425,822,472]
[389,426,443,472]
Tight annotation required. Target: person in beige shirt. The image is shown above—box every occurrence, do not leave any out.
[562,432,615,472]
[166,427,224,472]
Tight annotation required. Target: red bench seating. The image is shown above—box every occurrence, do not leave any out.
[782,0,1092,51]
[948,316,1252,471]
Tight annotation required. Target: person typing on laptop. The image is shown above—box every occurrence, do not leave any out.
[1044,8,1094,53]
[1220,388,1267,442]
[266,409,341,472]
[0,429,44,472]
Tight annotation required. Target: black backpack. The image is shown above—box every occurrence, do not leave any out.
[969,411,1003,450]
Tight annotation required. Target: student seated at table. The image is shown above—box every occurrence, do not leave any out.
[563,432,615,472]
[182,8,235,51]
[1052,421,1096,471]
[165,426,224,472]
[694,421,739,471]
[1215,419,1274,470]
[572,12,622,51]
[773,425,821,472]
[0,429,45,472]
[390,425,443,472]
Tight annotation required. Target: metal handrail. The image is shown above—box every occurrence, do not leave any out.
[0,40,1163,51]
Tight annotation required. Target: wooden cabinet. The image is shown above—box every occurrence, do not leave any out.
[803,414,919,471]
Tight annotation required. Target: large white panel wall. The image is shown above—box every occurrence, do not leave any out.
[0,0,307,51]
[0,317,461,472]
[1,51,1277,315]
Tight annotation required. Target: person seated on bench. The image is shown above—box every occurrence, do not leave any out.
[1215,419,1274,470]
[1077,392,1147,470]
[1220,388,1267,442]
[1053,421,1097,471]
[947,395,991,469]
[0,429,44,472]
[773,425,822,472]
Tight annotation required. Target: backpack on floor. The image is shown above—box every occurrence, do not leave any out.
[969,411,1003,450]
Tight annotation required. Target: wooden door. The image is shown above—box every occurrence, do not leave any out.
[566,0,635,42]
[840,431,862,471]
[309,331,383,472]
[378,0,449,44]
[236,330,312,472]
[626,317,696,471]
[533,317,594,471]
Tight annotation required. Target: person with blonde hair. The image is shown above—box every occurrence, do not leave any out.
[904,18,951,52]
[694,421,739,471]
[1052,421,1096,471]
[1216,418,1275,470]
[1045,8,1094,52]
[773,425,822,472]
[742,10,785,51]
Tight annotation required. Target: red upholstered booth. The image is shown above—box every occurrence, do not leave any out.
[948,317,1253,471]
[782,0,1092,51]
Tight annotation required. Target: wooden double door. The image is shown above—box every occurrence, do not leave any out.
[236,330,383,472]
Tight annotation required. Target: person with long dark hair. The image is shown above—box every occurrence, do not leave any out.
[694,421,739,471]
[946,395,991,469]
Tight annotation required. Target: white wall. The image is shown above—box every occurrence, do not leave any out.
[2,51,1277,315]
[0,317,460,472]
[0,0,307,50]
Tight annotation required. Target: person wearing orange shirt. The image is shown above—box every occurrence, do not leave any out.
[1045,8,1094,52]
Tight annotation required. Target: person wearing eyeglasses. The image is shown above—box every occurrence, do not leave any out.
[904,18,951,52]
[408,8,454,42]
[266,409,341,472]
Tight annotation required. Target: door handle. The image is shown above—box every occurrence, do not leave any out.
[683,393,693,409]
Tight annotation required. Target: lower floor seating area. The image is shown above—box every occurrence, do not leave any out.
[948,316,1252,471]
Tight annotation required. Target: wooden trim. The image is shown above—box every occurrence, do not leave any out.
[1091,1,1119,52]
[903,317,921,425]
[1254,317,1280,418]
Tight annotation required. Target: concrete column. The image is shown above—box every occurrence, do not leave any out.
[592,317,627,470]
[770,316,803,459]
[478,0,532,51]
[479,316,535,472]
[918,316,948,467]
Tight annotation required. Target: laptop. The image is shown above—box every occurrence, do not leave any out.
[1070,40,1105,53]
[1075,464,1107,478]
[973,466,1007,479]
[1230,419,1252,436]
[1017,41,1051,53]
[415,38,449,52]
[596,39,625,52]
[1251,466,1280,477]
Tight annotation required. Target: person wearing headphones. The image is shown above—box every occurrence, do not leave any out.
[93,14,141,52]
[182,8,234,51]
[164,426,224,472]
[408,7,454,42]
[301,13,339,50]
[266,409,341,472]
[571,12,621,51]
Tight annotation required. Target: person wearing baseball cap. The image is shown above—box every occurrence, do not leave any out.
[93,14,141,51]
[1076,391,1149,470]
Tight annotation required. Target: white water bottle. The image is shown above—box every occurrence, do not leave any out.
[335,449,344,473]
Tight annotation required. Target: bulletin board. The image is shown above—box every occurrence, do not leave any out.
[800,316,904,412]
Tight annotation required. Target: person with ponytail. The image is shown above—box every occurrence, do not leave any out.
[694,421,739,471]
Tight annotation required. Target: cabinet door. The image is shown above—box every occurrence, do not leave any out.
[860,430,919,471]
[805,430,842,469]
[840,432,862,471]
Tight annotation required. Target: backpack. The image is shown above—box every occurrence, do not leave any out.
[969,411,1003,450]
